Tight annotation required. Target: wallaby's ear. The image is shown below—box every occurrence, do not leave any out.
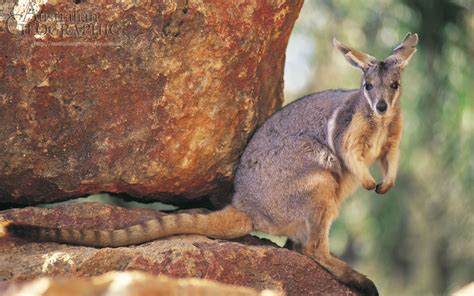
[385,32,418,69]
[333,38,376,72]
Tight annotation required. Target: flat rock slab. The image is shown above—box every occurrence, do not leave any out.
[4,271,281,296]
[0,203,358,295]
[0,0,303,205]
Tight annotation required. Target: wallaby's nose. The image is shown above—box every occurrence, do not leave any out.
[376,100,388,113]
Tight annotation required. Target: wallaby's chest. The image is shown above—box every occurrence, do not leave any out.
[340,111,392,165]
[363,121,390,164]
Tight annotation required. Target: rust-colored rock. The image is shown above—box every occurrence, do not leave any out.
[0,0,303,205]
[4,271,281,296]
[0,203,358,295]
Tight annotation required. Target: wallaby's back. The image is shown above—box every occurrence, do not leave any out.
[232,89,358,230]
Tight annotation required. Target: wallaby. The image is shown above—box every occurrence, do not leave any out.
[1,33,418,296]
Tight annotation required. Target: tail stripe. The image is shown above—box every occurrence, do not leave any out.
[112,229,128,246]
[59,228,71,242]
[71,229,83,242]
[93,228,101,243]
[98,230,111,245]
[30,225,40,240]
[157,216,167,232]
[175,213,183,227]
[123,226,133,242]
[145,218,159,230]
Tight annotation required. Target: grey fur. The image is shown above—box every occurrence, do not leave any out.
[233,89,360,242]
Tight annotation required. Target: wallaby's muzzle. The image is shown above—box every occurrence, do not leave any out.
[376,100,388,114]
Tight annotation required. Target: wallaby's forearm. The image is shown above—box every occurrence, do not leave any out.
[377,118,402,194]
[343,151,376,190]
[339,112,377,190]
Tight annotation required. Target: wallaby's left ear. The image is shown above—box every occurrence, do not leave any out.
[385,32,418,69]
[333,38,376,72]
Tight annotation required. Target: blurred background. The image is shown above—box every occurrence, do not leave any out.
[284,0,473,295]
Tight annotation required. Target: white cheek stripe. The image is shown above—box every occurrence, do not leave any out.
[392,88,400,106]
[363,88,373,110]
[327,106,341,154]
[362,80,373,110]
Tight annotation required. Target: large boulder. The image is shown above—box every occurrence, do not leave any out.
[0,203,359,295]
[0,0,303,205]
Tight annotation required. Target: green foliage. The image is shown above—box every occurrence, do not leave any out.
[284,1,474,295]
[250,231,288,247]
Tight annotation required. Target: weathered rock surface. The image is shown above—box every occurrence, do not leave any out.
[4,271,281,296]
[0,203,358,295]
[452,282,474,296]
[0,0,303,205]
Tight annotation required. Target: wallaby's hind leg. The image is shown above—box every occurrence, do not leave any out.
[302,208,379,296]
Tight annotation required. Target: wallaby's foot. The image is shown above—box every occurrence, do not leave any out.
[303,242,379,296]
[344,274,379,296]
[303,248,380,296]
[285,240,303,253]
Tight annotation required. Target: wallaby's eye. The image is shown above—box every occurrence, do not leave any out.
[365,83,373,91]
[390,81,400,90]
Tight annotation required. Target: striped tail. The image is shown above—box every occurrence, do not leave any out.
[0,206,253,247]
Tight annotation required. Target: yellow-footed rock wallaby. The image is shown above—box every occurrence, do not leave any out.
[1,33,418,296]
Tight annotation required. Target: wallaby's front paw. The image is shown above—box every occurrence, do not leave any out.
[362,178,377,191]
[376,181,394,194]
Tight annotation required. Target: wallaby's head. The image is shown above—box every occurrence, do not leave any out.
[333,33,418,116]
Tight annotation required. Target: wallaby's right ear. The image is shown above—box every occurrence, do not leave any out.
[385,32,418,69]
[333,38,376,72]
